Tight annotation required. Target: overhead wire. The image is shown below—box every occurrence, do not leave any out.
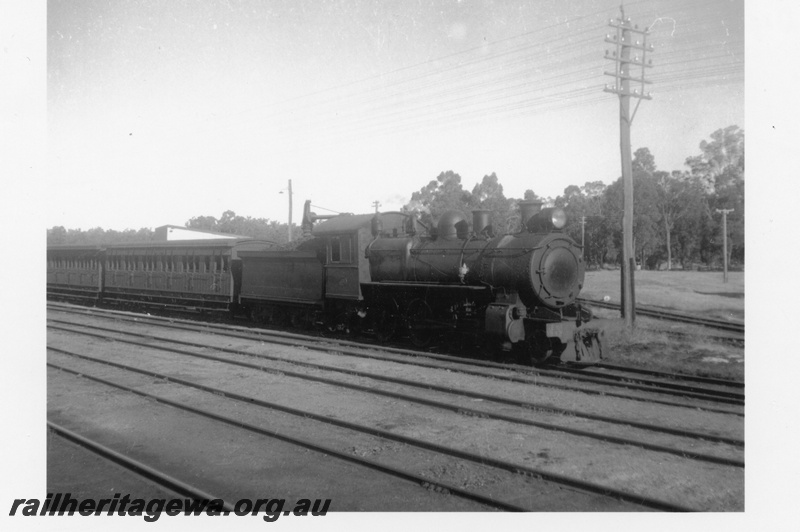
[149,0,743,165]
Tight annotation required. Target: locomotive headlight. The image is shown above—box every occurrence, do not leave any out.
[526,207,568,232]
[551,209,566,229]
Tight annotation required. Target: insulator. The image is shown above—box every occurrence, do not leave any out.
[636,40,640,46]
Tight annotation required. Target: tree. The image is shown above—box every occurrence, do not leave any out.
[405,170,472,228]
[603,149,661,269]
[185,211,298,243]
[555,181,609,268]
[523,189,543,201]
[48,226,67,245]
[469,173,515,234]
[685,125,744,193]
[684,126,745,267]
[653,170,705,270]
[185,215,218,231]
[632,147,656,174]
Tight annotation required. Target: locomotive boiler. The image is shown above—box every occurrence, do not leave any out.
[362,201,604,364]
[47,199,605,366]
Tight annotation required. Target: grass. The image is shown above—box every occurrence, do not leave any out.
[581,270,745,381]
[582,270,744,322]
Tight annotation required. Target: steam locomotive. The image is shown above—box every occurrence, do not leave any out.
[47,200,604,365]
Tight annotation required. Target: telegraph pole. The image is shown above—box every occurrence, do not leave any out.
[580,215,586,257]
[372,200,381,213]
[286,179,293,242]
[716,208,733,283]
[604,6,653,328]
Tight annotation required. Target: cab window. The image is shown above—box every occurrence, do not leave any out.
[330,236,352,263]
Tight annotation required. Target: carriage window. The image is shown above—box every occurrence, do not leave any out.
[330,236,352,263]
[204,256,211,273]
[222,256,229,273]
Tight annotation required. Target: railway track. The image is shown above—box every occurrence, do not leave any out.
[47,303,744,510]
[48,302,745,408]
[579,298,744,334]
[47,422,237,510]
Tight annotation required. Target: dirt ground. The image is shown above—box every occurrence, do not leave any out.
[46,311,745,512]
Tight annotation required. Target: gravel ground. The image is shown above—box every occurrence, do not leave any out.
[46,309,744,512]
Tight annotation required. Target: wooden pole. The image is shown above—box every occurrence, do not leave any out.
[604,7,652,328]
[287,179,293,242]
[716,208,733,283]
[619,10,635,328]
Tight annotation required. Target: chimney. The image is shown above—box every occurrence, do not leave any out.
[518,200,543,231]
[472,210,491,236]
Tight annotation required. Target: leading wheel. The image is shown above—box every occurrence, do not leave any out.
[523,330,562,366]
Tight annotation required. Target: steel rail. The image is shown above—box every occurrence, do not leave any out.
[47,323,745,448]
[49,363,538,512]
[47,357,693,512]
[49,345,745,467]
[47,307,746,410]
[48,301,745,391]
[579,298,744,333]
[539,364,745,399]
[567,362,745,389]
[47,421,237,512]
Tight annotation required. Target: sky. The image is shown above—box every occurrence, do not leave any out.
[6,2,800,527]
[45,0,744,230]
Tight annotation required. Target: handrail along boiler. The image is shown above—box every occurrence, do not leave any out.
[46,200,605,365]
[354,200,604,364]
